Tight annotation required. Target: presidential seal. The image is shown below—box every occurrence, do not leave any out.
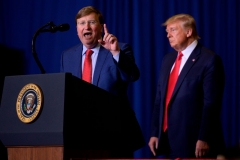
[16,83,43,123]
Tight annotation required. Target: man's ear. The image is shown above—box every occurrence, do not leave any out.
[186,28,193,37]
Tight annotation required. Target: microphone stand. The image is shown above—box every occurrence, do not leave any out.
[31,21,53,74]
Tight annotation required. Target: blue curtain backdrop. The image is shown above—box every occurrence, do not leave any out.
[0,0,239,158]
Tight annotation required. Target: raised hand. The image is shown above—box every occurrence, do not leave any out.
[98,24,120,56]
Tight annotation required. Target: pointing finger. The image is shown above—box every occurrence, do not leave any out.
[103,24,109,34]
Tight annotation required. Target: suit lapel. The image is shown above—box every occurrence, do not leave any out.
[172,43,201,97]
[158,52,177,118]
[92,46,109,85]
[162,52,178,97]
[77,44,84,78]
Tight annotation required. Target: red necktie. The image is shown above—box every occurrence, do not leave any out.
[82,49,93,83]
[163,52,183,132]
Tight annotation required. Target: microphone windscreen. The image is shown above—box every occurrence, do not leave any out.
[58,23,70,32]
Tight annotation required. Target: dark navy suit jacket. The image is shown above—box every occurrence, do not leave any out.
[151,43,225,158]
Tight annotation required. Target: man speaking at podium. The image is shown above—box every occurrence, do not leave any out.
[60,6,145,158]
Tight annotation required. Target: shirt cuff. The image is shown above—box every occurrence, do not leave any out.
[113,52,120,62]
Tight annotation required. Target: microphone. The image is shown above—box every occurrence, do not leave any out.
[40,22,70,33]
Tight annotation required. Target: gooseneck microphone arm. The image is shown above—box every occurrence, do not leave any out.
[32,21,70,74]
[32,22,51,74]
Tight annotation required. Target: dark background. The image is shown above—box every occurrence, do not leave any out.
[0,0,239,158]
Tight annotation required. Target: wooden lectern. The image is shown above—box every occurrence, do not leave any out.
[0,73,145,160]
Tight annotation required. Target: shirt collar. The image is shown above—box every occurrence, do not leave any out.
[181,40,198,56]
[82,43,101,56]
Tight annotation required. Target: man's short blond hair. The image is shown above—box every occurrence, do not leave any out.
[163,14,200,40]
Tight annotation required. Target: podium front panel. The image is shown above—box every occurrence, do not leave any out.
[0,73,68,146]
